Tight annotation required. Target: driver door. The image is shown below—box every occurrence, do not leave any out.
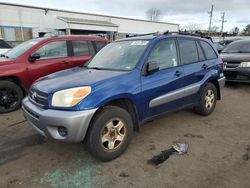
[28,40,71,82]
[140,39,185,120]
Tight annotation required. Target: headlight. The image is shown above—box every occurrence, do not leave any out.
[52,87,91,107]
[239,62,250,67]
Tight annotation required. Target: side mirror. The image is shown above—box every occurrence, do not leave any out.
[29,53,40,62]
[147,62,159,74]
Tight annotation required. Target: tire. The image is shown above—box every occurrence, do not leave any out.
[195,83,217,116]
[0,81,24,113]
[86,106,134,161]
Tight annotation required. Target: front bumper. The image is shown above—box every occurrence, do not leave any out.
[22,97,97,142]
[224,67,250,83]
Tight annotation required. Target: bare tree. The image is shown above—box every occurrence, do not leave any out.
[230,27,240,36]
[184,23,202,32]
[146,8,162,22]
[210,25,220,32]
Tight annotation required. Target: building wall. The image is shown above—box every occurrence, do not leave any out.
[0,3,179,41]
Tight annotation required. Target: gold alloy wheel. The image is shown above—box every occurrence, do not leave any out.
[204,89,215,110]
[100,118,127,152]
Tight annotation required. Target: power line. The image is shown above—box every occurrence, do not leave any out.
[208,4,214,35]
[220,12,227,39]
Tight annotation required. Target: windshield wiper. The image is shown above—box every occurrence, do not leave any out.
[87,66,103,70]
[223,51,250,54]
[0,54,8,58]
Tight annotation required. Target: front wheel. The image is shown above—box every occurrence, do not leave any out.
[86,106,133,161]
[195,83,217,116]
[0,81,24,113]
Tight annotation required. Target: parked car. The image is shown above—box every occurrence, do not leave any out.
[0,38,12,54]
[0,35,109,113]
[218,38,241,47]
[221,40,250,83]
[214,42,225,53]
[22,33,225,161]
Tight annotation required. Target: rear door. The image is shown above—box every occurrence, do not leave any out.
[28,40,71,81]
[141,39,185,119]
[178,38,217,104]
[67,40,95,68]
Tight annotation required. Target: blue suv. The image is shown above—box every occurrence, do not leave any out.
[22,33,225,161]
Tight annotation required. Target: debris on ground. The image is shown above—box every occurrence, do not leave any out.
[172,143,189,155]
[119,172,129,177]
[7,120,27,127]
[242,145,250,161]
[147,143,189,166]
[184,133,204,139]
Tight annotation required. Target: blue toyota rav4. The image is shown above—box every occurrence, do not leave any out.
[23,33,225,161]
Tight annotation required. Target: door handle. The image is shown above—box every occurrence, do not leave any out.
[174,71,182,77]
[202,64,208,69]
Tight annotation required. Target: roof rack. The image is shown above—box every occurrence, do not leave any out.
[163,31,213,42]
[125,31,213,42]
[166,31,211,38]
[126,32,160,38]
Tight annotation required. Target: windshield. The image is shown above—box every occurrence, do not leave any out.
[5,38,44,59]
[222,40,250,53]
[86,40,149,71]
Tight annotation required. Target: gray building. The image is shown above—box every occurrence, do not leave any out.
[0,2,179,42]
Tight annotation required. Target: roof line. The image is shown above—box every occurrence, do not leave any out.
[0,2,179,26]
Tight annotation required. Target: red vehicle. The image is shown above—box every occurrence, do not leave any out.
[0,35,109,113]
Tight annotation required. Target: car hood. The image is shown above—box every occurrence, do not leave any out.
[0,57,15,66]
[220,53,250,62]
[33,67,128,93]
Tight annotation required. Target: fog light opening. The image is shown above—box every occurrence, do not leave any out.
[58,126,68,137]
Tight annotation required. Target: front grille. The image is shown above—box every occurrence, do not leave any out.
[225,61,241,69]
[29,87,49,109]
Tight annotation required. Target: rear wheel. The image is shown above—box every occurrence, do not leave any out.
[195,83,217,116]
[0,81,24,113]
[86,106,133,161]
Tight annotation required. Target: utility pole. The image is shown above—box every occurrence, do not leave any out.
[220,12,227,39]
[208,5,214,35]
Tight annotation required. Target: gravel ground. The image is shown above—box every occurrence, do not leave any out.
[0,83,250,188]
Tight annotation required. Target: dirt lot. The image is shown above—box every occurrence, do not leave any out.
[0,83,250,188]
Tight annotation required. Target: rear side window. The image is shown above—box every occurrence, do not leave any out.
[179,39,199,65]
[95,41,107,52]
[72,41,95,56]
[200,41,217,60]
[196,41,206,61]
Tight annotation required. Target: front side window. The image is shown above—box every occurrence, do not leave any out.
[200,41,217,60]
[86,40,149,71]
[148,39,178,70]
[179,39,199,65]
[36,41,67,59]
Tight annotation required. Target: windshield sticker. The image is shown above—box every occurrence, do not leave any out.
[131,41,149,46]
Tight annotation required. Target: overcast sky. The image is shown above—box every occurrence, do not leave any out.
[1,0,250,32]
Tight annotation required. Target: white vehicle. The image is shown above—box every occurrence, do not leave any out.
[0,38,12,55]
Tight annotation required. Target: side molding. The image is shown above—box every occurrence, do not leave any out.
[149,83,200,108]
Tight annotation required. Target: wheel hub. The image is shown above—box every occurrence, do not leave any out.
[205,89,215,110]
[100,118,127,152]
[0,87,18,109]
